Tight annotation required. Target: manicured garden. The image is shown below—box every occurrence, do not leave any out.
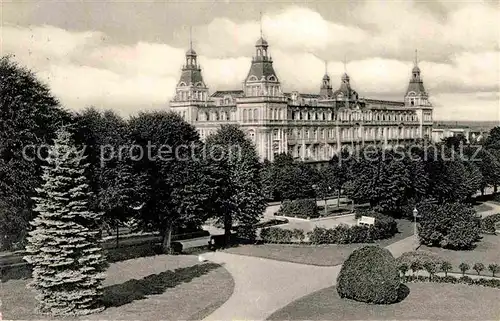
[267,283,500,320]
[1,255,234,320]
[224,219,413,266]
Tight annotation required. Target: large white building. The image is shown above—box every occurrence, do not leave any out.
[170,35,433,162]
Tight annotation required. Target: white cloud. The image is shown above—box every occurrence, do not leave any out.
[1,4,499,121]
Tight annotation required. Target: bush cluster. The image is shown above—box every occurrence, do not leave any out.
[259,227,305,243]
[481,213,500,234]
[276,199,318,219]
[417,202,481,249]
[337,246,402,304]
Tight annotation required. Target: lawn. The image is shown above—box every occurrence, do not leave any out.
[224,219,413,266]
[268,283,500,320]
[1,255,234,320]
[418,234,500,276]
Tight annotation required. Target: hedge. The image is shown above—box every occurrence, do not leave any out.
[337,246,401,304]
[259,227,304,243]
[310,212,397,244]
[276,199,318,218]
[260,213,397,245]
[405,274,500,289]
[481,213,500,234]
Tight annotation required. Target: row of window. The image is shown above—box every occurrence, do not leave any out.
[245,85,281,97]
[176,90,207,101]
[194,108,428,124]
[284,126,421,141]
[290,110,419,122]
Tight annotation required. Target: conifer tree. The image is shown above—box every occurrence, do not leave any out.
[24,129,107,316]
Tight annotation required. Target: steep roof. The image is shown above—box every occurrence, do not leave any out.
[211,90,244,98]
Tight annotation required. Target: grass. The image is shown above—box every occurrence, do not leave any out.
[267,283,500,320]
[418,234,500,276]
[1,255,234,320]
[224,219,413,266]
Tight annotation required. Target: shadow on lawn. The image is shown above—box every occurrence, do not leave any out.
[101,262,221,308]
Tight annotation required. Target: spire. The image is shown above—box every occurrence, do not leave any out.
[343,54,347,73]
[189,25,193,50]
[259,11,263,38]
[414,49,418,66]
[325,60,328,74]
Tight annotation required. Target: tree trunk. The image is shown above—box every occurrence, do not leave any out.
[116,223,119,248]
[223,213,232,248]
[162,222,174,254]
[324,197,328,216]
[494,185,498,194]
[337,188,341,208]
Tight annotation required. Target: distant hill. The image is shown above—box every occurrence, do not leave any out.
[434,121,499,132]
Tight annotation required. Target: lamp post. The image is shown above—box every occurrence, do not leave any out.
[413,207,419,250]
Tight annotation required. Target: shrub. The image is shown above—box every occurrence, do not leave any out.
[459,262,470,276]
[473,262,485,275]
[337,246,401,304]
[481,213,500,234]
[440,261,453,277]
[418,203,481,250]
[260,227,295,243]
[235,224,257,242]
[397,251,443,276]
[277,199,318,219]
[488,263,500,277]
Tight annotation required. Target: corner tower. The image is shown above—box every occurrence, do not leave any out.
[243,36,282,97]
[170,31,211,124]
[173,44,209,102]
[405,50,430,107]
[319,61,334,99]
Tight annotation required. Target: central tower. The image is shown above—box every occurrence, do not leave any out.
[243,35,282,97]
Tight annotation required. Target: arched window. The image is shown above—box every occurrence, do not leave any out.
[268,75,276,81]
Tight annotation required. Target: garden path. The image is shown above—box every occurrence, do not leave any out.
[202,235,415,321]
[477,201,500,218]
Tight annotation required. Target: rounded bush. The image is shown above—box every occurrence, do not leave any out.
[337,246,401,304]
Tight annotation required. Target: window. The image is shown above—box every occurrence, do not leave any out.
[253,109,258,121]
[268,75,276,81]
[243,109,248,122]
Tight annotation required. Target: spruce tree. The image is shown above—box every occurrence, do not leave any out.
[23,129,107,316]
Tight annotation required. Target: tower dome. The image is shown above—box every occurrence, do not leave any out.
[186,48,197,56]
[256,37,268,47]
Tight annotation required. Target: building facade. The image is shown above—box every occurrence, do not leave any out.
[170,36,434,162]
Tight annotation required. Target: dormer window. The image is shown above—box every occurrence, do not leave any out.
[268,75,276,81]
[248,75,258,82]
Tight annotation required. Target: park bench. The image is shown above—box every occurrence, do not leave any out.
[171,235,212,253]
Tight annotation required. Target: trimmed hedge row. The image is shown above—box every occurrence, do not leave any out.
[259,227,305,243]
[276,199,318,218]
[260,213,397,244]
[481,213,500,234]
[404,274,500,289]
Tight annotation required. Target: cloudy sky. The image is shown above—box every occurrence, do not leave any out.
[1,0,499,121]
